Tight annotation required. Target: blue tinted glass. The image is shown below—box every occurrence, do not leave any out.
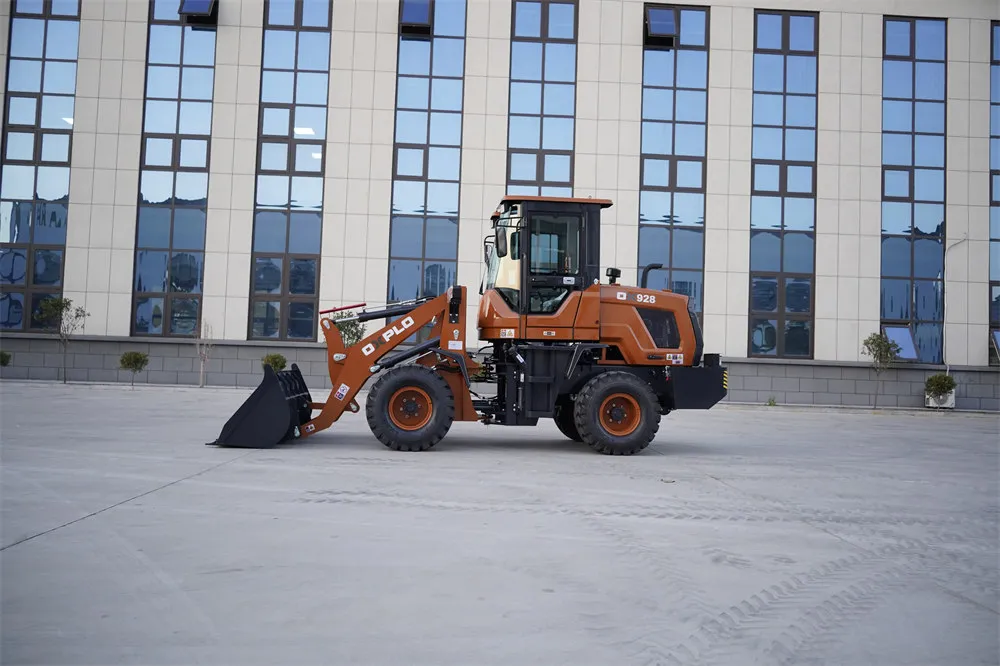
[51,0,79,15]
[45,20,79,60]
[510,152,537,181]
[914,102,944,134]
[290,176,323,210]
[33,248,65,286]
[784,320,811,356]
[1,166,35,200]
[992,242,1000,280]
[882,201,912,234]
[784,129,815,162]
[643,158,669,187]
[913,238,943,279]
[35,166,68,201]
[675,90,706,123]
[786,167,813,195]
[153,0,181,20]
[263,31,295,69]
[548,3,575,39]
[754,165,780,193]
[679,9,706,47]
[149,25,182,65]
[429,112,461,145]
[510,82,541,115]
[7,60,41,93]
[173,208,206,250]
[261,70,294,103]
[133,298,163,334]
[179,0,211,12]
[175,172,207,202]
[756,13,782,50]
[140,170,174,205]
[784,197,815,231]
[181,137,209,169]
[294,106,326,140]
[135,251,169,292]
[884,169,909,197]
[885,20,911,57]
[642,121,673,154]
[256,175,290,208]
[399,39,431,76]
[390,216,423,258]
[397,76,429,109]
[647,8,675,36]
[543,153,570,182]
[786,56,816,95]
[253,211,286,252]
[402,0,430,24]
[750,318,778,355]
[882,100,911,132]
[643,49,674,88]
[914,20,946,61]
[672,228,703,269]
[388,260,422,301]
[425,218,458,259]
[179,101,212,135]
[432,38,465,77]
[752,276,779,312]
[881,236,911,277]
[267,0,294,24]
[514,1,541,37]
[913,169,943,203]
[913,134,944,167]
[676,50,707,89]
[785,95,816,128]
[288,212,321,254]
[638,226,669,266]
[913,322,942,364]
[914,281,943,320]
[426,182,458,216]
[881,279,911,319]
[298,31,330,71]
[914,62,945,101]
[751,196,782,229]
[182,26,215,66]
[675,123,705,157]
[883,61,913,99]
[42,61,76,95]
[7,97,37,125]
[783,232,813,273]
[544,43,576,82]
[789,15,815,52]
[672,192,704,225]
[433,0,466,37]
[392,181,425,215]
[138,207,171,248]
[753,93,783,125]
[882,133,912,166]
[511,42,542,80]
[675,160,702,189]
[181,67,214,100]
[428,147,460,181]
[754,54,784,93]
[431,78,463,111]
[639,190,670,223]
[752,127,783,160]
[543,83,574,116]
[883,326,917,359]
[750,230,781,271]
[5,132,34,160]
[509,115,540,149]
[913,203,943,235]
[262,107,289,135]
[542,117,574,150]
[643,88,673,121]
[396,147,423,177]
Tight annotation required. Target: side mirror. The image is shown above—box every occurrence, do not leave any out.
[495,227,508,258]
[483,238,494,264]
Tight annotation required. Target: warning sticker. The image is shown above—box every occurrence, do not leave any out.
[616,291,627,300]
[334,383,350,400]
[447,340,463,350]
[500,328,515,338]
[665,353,685,365]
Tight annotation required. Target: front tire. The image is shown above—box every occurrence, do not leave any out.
[573,371,661,455]
[366,365,454,451]
[553,397,582,441]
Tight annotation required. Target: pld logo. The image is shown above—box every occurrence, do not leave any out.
[361,316,416,356]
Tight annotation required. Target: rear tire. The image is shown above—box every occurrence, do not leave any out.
[573,371,661,455]
[366,365,454,451]
[553,397,582,442]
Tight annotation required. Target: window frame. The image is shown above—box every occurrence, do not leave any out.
[747,9,819,359]
[399,0,434,37]
[0,0,80,333]
[247,0,333,341]
[878,15,948,365]
[989,21,999,365]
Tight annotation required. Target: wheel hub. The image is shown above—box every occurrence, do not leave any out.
[598,393,641,437]
[388,387,433,431]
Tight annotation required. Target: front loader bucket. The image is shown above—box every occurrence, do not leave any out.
[210,363,314,449]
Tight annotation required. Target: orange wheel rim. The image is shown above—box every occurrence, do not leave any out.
[599,393,641,436]
[388,387,432,431]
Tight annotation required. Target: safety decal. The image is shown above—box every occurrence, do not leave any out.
[304,423,316,433]
[334,383,350,400]
[616,291,627,300]
[447,340,464,350]
[665,353,685,365]
[500,328,515,338]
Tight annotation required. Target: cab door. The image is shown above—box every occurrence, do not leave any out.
[521,210,586,341]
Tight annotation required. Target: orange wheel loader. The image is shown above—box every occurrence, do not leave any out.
[210,196,728,455]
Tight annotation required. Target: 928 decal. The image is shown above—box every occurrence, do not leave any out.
[635,293,656,304]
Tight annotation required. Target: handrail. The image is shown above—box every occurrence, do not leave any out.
[319,303,366,315]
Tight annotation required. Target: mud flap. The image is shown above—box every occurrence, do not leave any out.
[209,363,314,448]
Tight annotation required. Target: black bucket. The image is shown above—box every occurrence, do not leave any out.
[209,363,314,449]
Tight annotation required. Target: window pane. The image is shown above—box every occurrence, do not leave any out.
[169,251,202,293]
[541,117,574,150]
[783,197,815,231]
[388,259,422,302]
[750,318,779,355]
[396,110,429,144]
[882,100,912,132]
[675,90,706,123]
[913,280,943,320]
[397,76,430,110]
[913,237,943,279]
[392,180,425,215]
[789,15,815,52]
[510,42,542,81]
[881,236,911,277]
[32,202,67,244]
[785,277,811,313]
[884,169,909,198]
[426,182,458,216]
[881,278,911,320]
[641,121,673,154]
[882,61,913,99]
[509,152,537,181]
[786,166,813,194]
[679,9,706,47]
[752,127,783,160]
[5,132,34,161]
[135,250,169,292]
[638,225,669,267]
[514,1,541,37]
[134,297,164,334]
[288,258,316,295]
[543,83,574,116]
[784,319,811,356]
[675,160,702,189]
[390,216,423,258]
[643,49,674,88]
[914,62,945,101]
[913,169,943,203]
[786,56,816,95]
[294,144,323,173]
[180,139,208,168]
[253,211,287,252]
[755,13,782,50]
[914,101,944,133]
[646,86,678,120]
[671,228,702,270]
[882,201,912,234]
[169,297,199,335]
[428,147,460,181]
[674,123,705,157]
[548,2,575,39]
[782,232,813,273]
[32,249,62,286]
[509,82,541,115]
[672,192,703,225]
[288,213,322,254]
[639,190,670,224]
[10,18,45,58]
[7,59,42,93]
[913,322,942,364]
[750,195,781,229]
[671,269,703,313]
[430,77,463,112]
[543,43,576,82]
[882,133,912,166]
[425,217,458,260]
[287,302,316,339]
[252,301,281,338]
[297,31,330,71]
[914,20,946,61]
[543,153,571,183]
[254,257,283,294]
[885,20,911,57]
[261,142,289,171]
[643,159,669,187]
[751,276,778,312]
[295,72,329,106]
[785,95,815,128]
[172,208,206,251]
[675,50,707,89]
[429,112,461,145]
[753,54,784,93]
[753,165,780,193]
[750,230,780,271]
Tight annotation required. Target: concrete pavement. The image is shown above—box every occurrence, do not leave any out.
[1,380,998,665]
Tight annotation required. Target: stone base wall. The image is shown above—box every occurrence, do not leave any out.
[1,334,997,411]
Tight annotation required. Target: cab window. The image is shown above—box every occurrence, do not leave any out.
[528,214,581,275]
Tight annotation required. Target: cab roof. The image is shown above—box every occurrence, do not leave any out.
[498,195,614,208]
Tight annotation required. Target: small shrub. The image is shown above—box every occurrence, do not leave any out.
[0,351,10,367]
[766,395,777,407]
[261,353,287,372]
[861,332,901,408]
[924,373,956,400]
[119,351,149,389]
[37,297,89,384]
[332,312,366,347]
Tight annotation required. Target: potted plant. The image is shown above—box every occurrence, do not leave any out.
[924,372,957,409]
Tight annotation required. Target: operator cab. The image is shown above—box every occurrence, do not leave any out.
[481,196,610,315]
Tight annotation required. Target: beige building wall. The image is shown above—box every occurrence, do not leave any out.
[63,0,148,336]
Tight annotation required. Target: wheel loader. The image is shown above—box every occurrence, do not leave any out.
[211,196,728,455]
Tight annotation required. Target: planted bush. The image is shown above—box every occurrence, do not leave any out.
[119,351,149,388]
[924,373,956,400]
[0,351,10,367]
[332,312,366,347]
[261,353,287,372]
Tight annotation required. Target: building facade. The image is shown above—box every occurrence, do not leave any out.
[1,0,998,409]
